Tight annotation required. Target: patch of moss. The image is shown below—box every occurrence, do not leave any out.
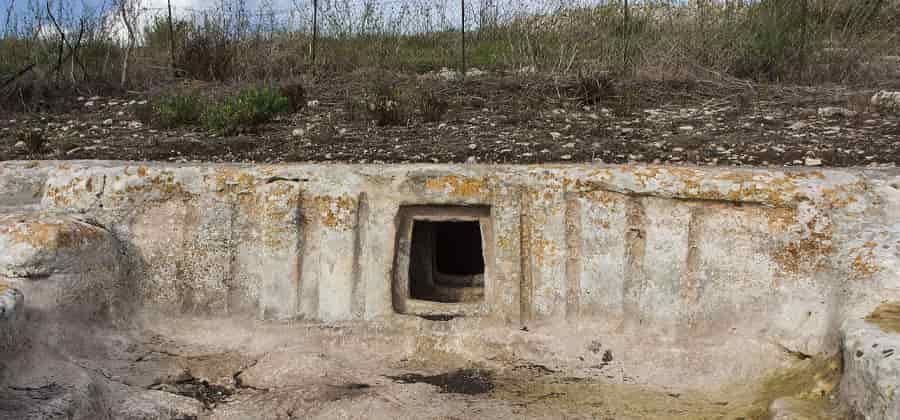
[744,356,841,419]
[865,303,900,334]
[488,355,843,419]
[492,376,737,419]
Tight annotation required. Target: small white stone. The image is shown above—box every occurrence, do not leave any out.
[436,67,461,81]
[14,141,26,149]
[465,67,486,77]
[549,132,562,139]
[560,154,572,160]
[307,100,320,107]
[102,119,113,126]
[563,142,575,148]
[468,143,477,150]
[516,65,536,75]
[84,101,95,107]
[871,90,900,111]
[292,128,305,137]
[678,125,694,132]
[817,106,857,118]
[804,157,823,167]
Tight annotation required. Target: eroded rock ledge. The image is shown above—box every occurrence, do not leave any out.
[0,161,898,419]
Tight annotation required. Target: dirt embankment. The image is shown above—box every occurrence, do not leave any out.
[2,76,899,167]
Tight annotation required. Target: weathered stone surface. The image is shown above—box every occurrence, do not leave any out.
[0,163,50,213]
[0,282,23,353]
[841,318,900,420]
[0,211,127,321]
[108,386,204,420]
[0,348,108,420]
[0,161,897,361]
[0,212,106,277]
[769,397,821,420]
[237,350,353,390]
[0,282,22,320]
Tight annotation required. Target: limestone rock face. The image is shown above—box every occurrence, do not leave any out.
[841,318,900,420]
[107,386,204,420]
[0,212,127,322]
[0,212,108,277]
[0,282,23,353]
[769,397,821,420]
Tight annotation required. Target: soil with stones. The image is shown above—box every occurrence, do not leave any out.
[1,73,899,167]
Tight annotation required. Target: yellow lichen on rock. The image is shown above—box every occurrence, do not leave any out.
[425,176,486,198]
[865,303,900,334]
[772,216,834,275]
[849,241,881,279]
[309,195,356,230]
[0,215,105,250]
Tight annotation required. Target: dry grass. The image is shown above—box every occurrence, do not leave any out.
[1,0,899,112]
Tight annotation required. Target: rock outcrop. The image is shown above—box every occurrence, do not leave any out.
[0,212,127,322]
[841,309,900,420]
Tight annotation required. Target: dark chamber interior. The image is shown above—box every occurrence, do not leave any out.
[409,220,485,303]
[434,221,484,275]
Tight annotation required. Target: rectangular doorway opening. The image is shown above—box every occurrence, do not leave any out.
[393,205,493,317]
[409,220,485,303]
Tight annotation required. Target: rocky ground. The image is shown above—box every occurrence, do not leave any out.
[1,74,899,167]
[0,315,848,420]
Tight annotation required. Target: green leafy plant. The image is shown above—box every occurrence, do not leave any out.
[153,94,205,128]
[202,86,290,134]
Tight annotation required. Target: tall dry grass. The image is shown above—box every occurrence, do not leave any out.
[1,0,899,110]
